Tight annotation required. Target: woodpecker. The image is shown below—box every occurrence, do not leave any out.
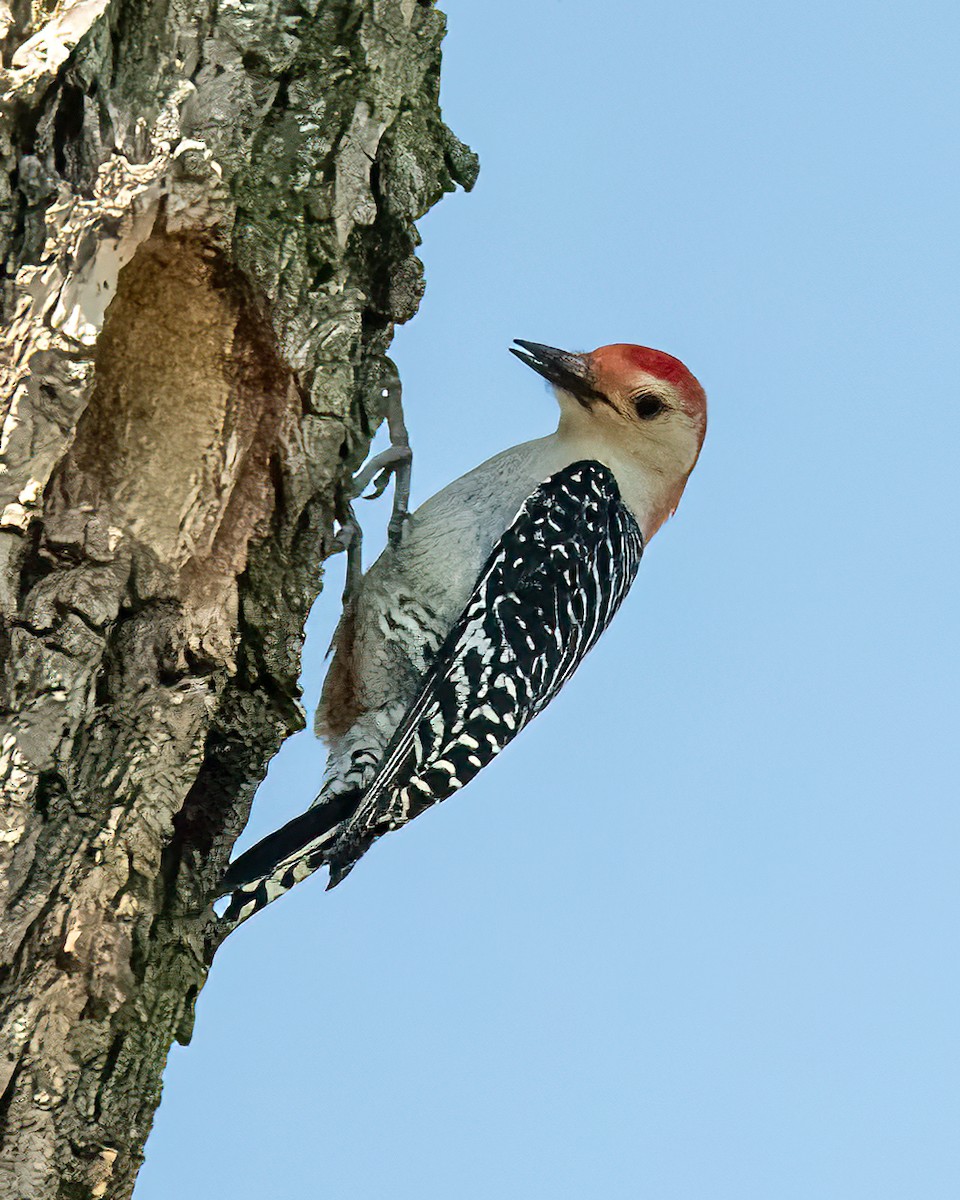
[217,341,706,927]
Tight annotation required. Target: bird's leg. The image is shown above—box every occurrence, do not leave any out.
[351,375,412,549]
[332,496,364,608]
[350,444,411,501]
[331,367,413,606]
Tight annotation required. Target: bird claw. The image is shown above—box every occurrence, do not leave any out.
[332,503,364,606]
[356,458,412,545]
[350,444,412,501]
[360,464,396,503]
[350,442,412,552]
[333,365,413,600]
[331,507,360,556]
[386,508,409,549]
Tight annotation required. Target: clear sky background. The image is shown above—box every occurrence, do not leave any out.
[136,2,959,1197]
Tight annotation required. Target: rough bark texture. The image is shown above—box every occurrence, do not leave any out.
[0,2,476,1196]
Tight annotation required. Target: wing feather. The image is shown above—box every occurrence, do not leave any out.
[324,460,644,882]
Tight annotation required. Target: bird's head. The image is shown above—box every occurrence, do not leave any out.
[511,339,706,469]
[511,339,707,535]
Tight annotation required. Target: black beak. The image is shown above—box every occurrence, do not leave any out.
[509,339,601,407]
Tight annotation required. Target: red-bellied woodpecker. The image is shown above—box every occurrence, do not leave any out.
[217,341,707,927]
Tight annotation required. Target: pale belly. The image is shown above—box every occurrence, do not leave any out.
[346,436,572,713]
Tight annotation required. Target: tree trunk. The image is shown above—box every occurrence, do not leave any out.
[0,2,476,1195]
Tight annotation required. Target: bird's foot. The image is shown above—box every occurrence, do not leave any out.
[332,501,364,607]
[351,445,412,549]
[330,362,413,601]
[357,368,412,549]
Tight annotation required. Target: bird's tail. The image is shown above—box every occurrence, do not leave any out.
[215,788,361,930]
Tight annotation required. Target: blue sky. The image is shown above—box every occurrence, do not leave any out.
[137,2,960,1197]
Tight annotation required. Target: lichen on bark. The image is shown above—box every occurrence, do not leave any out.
[0,2,476,1196]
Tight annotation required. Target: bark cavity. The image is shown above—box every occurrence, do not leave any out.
[48,232,299,669]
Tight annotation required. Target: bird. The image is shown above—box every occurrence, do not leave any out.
[216,340,706,928]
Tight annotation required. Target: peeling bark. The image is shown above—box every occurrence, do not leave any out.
[0,2,477,1196]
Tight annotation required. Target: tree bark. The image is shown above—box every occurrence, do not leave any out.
[0,2,476,1195]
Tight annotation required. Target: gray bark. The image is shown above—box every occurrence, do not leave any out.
[0,2,476,1196]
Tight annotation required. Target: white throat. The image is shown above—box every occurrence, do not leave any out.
[551,394,696,539]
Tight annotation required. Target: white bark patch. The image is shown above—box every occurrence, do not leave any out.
[334,101,388,246]
[0,83,216,543]
[8,0,111,92]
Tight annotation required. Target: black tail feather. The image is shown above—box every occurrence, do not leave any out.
[218,788,362,895]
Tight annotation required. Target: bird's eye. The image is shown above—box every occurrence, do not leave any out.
[633,393,665,420]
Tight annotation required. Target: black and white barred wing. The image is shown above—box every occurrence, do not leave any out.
[325,460,644,882]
